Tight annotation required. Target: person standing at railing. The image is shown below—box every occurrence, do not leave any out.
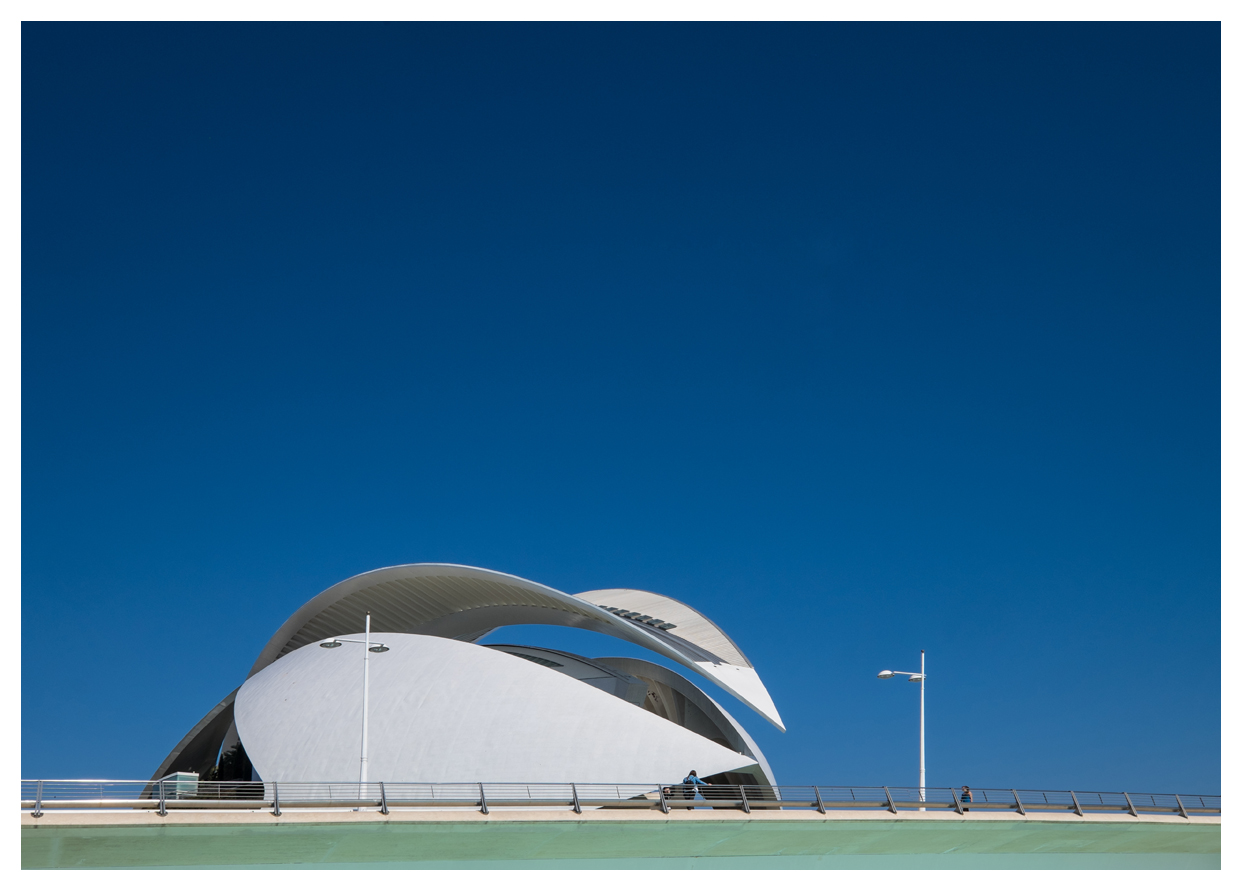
[682,770,709,809]
[961,786,972,812]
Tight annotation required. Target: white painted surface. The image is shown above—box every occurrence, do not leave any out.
[236,633,759,783]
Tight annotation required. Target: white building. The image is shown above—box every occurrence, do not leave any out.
[153,564,782,787]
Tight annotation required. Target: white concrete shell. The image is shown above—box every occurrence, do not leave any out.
[235,633,759,784]
[249,563,784,730]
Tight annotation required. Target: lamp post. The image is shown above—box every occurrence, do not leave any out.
[877,649,926,809]
[320,613,390,788]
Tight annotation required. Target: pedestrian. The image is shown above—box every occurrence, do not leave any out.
[682,769,709,809]
[961,786,972,812]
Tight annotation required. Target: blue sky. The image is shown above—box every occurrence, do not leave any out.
[22,22,1219,792]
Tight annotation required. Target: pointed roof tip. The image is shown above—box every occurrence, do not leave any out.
[715,672,786,732]
[766,701,787,732]
[578,587,786,730]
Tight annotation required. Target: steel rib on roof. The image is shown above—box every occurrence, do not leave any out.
[279,575,592,657]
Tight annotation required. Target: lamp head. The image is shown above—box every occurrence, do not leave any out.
[319,640,343,649]
[369,644,390,653]
[908,674,924,682]
[877,670,895,679]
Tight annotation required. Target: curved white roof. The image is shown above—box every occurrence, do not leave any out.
[575,588,752,667]
[250,563,784,730]
[236,633,758,783]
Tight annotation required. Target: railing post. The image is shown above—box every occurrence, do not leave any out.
[813,786,826,814]
[883,787,897,814]
[379,782,389,816]
[158,780,167,817]
[478,783,489,815]
[1175,794,1188,819]
[272,782,281,817]
[1123,792,1138,817]
[1012,789,1025,815]
[1069,790,1083,817]
[739,785,750,814]
[571,783,581,814]
[33,781,43,818]
[951,786,964,815]
[658,785,669,814]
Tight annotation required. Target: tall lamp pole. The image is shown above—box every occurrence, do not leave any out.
[877,649,926,808]
[320,613,390,788]
[361,613,373,784]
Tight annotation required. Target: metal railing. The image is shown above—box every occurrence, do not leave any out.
[19,779,1220,819]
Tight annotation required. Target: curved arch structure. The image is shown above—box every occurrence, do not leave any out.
[250,563,784,730]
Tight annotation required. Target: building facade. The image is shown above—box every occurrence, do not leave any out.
[153,563,782,787]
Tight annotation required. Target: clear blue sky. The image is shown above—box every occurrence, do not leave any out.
[22,23,1219,792]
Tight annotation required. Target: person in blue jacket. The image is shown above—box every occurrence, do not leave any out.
[682,770,710,808]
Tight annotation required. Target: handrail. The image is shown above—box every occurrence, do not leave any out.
[18,780,1221,818]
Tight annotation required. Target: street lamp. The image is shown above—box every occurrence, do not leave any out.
[319,613,389,788]
[877,649,926,809]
